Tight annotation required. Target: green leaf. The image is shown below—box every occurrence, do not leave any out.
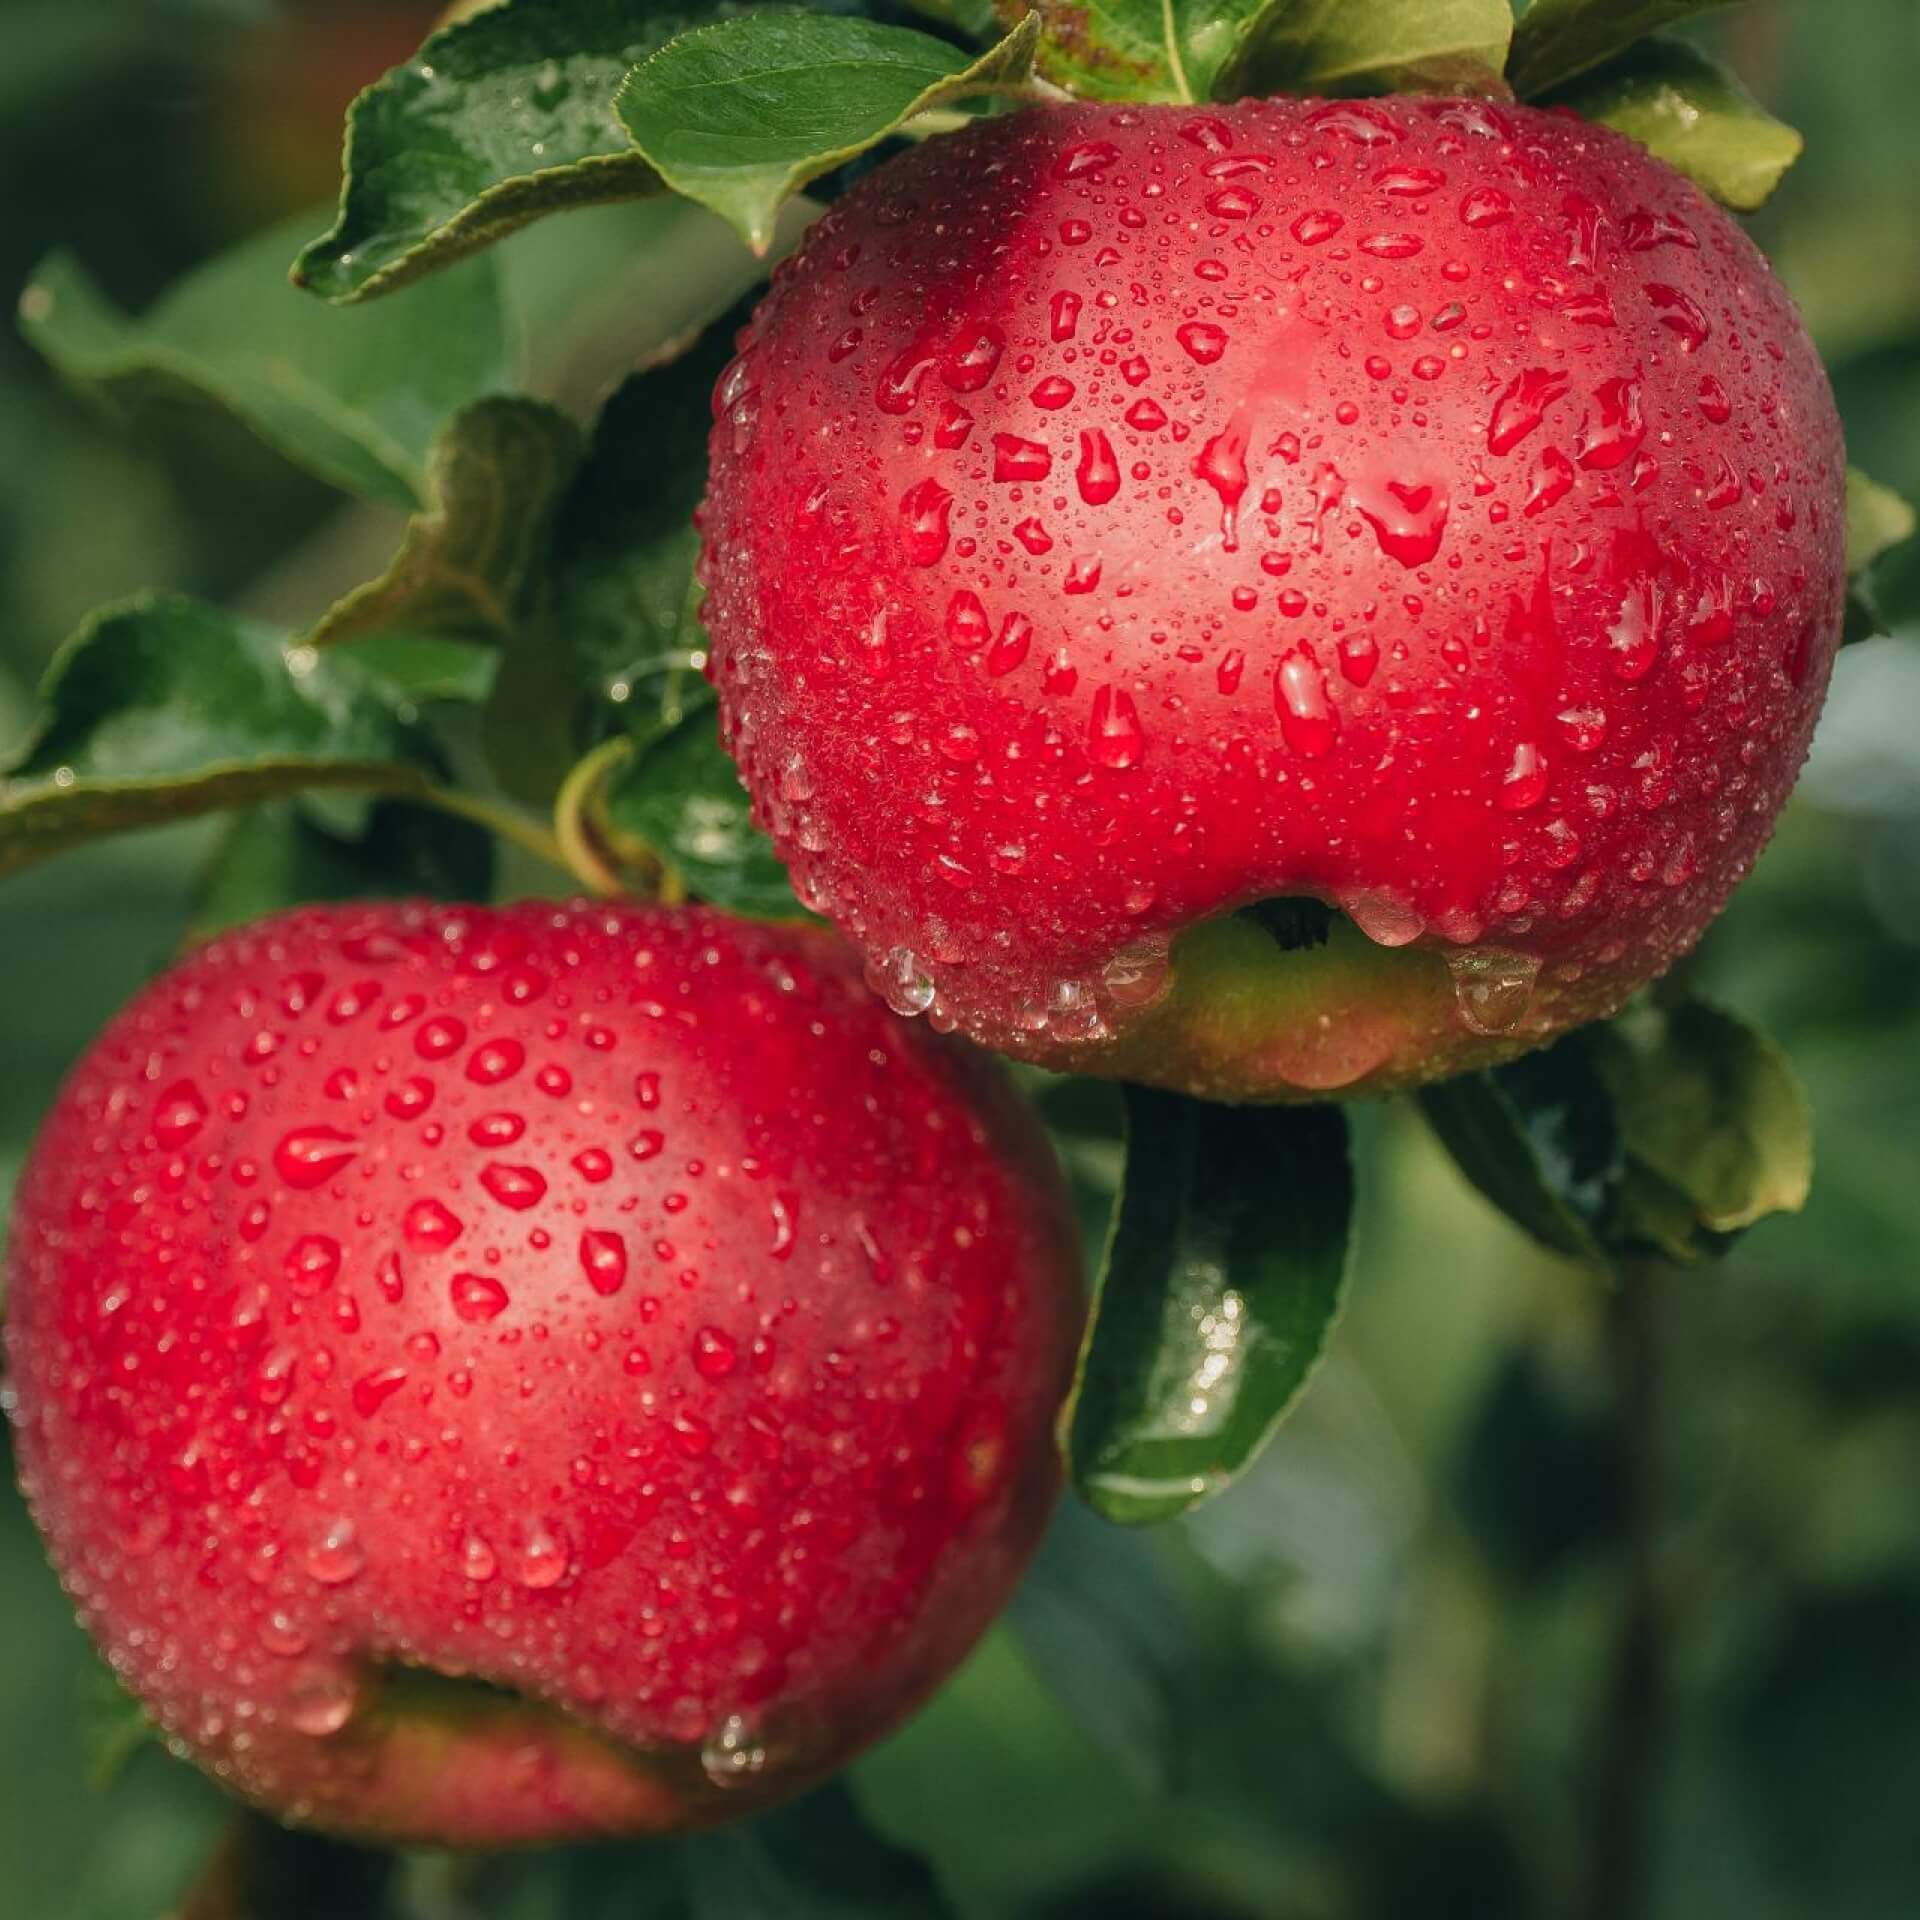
[1550,36,1802,212]
[1507,0,1741,102]
[1065,1090,1352,1525]
[331,633,499,705]
[1006,0,1508,105]
[1417,1038,1619,1266]
[680,1782,955,1917]
[603,706,802,916]
[1231,0,1513,102]
[310,398,585,649]
[0,595,446,882]
[1843,466,1919,643]
[1592,998,1813,1245]
[20,215,507,507]
[616,13,1042,254]
[549,305,749,711]
[189,801,496,944]
[294,0,716,305]
[1007,1498,1186,1796]
[78,1655,155,1791]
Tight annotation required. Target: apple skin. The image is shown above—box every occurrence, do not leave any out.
[698,97,1846,1101]
[3,902,1080,1845]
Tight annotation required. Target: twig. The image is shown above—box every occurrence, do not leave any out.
[169,1809,397,1920]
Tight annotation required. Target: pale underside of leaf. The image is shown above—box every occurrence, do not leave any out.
[1229,0,1513,101]
[1508,0,1742,101]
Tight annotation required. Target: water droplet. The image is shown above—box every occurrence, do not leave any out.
[1487,367,1570,456]
[573,1147,613,1183]
[872,948,935,1015]
[1446,949,1541,1035]
[1124,397,1167,432]
[469,1110,527,1148]
[352,1366,408,1420]
[1360,231,1422,259]
[1384,303,1421,340]
[1646,283,1710,351]
[1498,742,1550,811]
[1337,634,1380,686]
[461,1533,497,1582]
[1351,473,1450,567]
[451,1272,510,1323]
[1207,185,1260,219]
[1697,375,1733,424]
[1460,186,1512,228]
[273,1127,358,1191]
[304,1519,364,1587]
[1291,208,1344,246]
[1575,376,1645,471]
[1031,374,1075,410]
[1175,321,1227,364]
[466,1038,524,1086]
[1065,555,1102,594]
[1276,648,1338,757]
[993,433,1052,482]
[1088,686,1145,769]
[988,613,1033,676]
[1608,581,1663,681]
[1050,290,1082,341]
[1194,427,1248,548]
[941,321,1005,392]
[404,1198,462,1250]
[258,1611,308,1658]
[580,1229,628,1297]
[1340,888,1426,947]
[415,1016,466,1061]
[480,1163,546,1211]
[286,1234,342,1296]
[693,1326,739,1380]
[702,1712,770,1788]
[899,478,952,566]
[770,1190,800,1260]
[286,1666,360,1738]
[515,1521,569,1590]
[1054,139,1119,180]
[1076,429,1120,505]
[153,1080,208,1148]
[1623,208,1698,252]
[1306,101,1403,146]
[1216,649,1245,694]
[1524,447,1576,518]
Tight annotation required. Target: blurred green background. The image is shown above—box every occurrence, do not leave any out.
[3,3,1918,1915]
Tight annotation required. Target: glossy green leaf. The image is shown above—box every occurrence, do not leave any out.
[1005,0,1508,104]
[294,0,714,304]
[189,801,496,944]
[0,595,446,882]
[1418,1037,1620,1266]
[1008,1498,1187,1796]
[1066,1090,1352,1525]
[1552,36,1802,212]
[311,398,584,649]
[617,13,1042,253]
[1231,0,1513,102]
[21,215,507,507]
[604,706,801,916]
[1507,0,1741,102]
[550,305,749,711]
[1592,998,1813,1244]
[331,634,499,705]
[1844,466,1919,642]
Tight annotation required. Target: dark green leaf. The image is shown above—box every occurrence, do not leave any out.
[0,595,446,882]
[680,1782,955,1918]
[550,305,749,712]
[1843,466,1918,643]
[332,633,499,705]
[1066,1090,1352,1525]
[1007,1498,1186,1795]
[294,0,715,304]
[1591,998,1813,1247]
[617,14,1042,253]
[310,398,584,649]
[1507,0,1741,102]
[481,618,591,808]
[190,801,496,943]
[20,215,507,507]
[604,707,802,916]
[1549,36,1802,211]
[78,1655,155,1791]
[1005,0,1509,104]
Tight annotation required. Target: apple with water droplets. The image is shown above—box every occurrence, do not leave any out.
[699,96,1846,1099]
[3,903,1080,1843]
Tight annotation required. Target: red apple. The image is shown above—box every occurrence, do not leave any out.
[4,903,1079,1844]
[699,97,1845,1100]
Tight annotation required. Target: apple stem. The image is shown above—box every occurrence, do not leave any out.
[174,1808,397,1920]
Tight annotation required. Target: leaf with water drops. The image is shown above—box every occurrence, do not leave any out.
[1548,36,1801,212]
[1228,0,1513,102]
[1590,997,1812,1258]
[616,13,1044,254]
[1506,0,1742,102]
[294,0,723,304]
[602,707,803,918]
[551,303,752,714]
[1418,1033,1622,1266]
[0,595,452,883]
[20,215,507,508]
[309,398,585,650]
[1065,1089,1352,1525]
[1843,466,1919,644]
